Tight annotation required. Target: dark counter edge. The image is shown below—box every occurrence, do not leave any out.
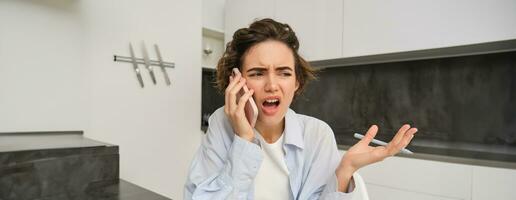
[202,125,516,169]
[0,130,84,136]
[338,144,516,170]
[93,179,171,200]
[0,130,117,147]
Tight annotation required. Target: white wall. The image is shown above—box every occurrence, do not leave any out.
[80,0,202,198]
[342,0,516,57]
[0,0,87,132]
[0,0,202,199]
[202,0,225,31]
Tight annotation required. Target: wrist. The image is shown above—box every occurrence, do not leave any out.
[240,130,255,142]
[337,158,356,177]
[335,170,353,192]
[335,160,356,192]
[336,167,354,181]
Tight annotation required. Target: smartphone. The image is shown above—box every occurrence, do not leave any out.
[232,68,258,127]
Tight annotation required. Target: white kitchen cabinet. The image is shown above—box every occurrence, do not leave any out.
[226,0,516,61]
[341,0,516,57]
[225,0,342,61]
[342,148,516,200]
[471,166,516,200]
[366,183,461,200]
[274,0,342,61]
[358,155,472,200]
[202,0,225,32]
[224,0,275,44]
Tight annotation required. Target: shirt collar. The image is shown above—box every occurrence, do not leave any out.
[283,108,305,149]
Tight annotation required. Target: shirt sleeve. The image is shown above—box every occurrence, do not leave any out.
[321,173,356,200]
[184,110,263,200]
[301,123,356,200]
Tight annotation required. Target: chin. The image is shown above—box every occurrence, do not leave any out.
[257,107,287,126]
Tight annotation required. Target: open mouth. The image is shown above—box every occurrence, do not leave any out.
[261,97,280,115]
[263,99,280,107]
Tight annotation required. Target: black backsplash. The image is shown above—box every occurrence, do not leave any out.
[201,68,224,132]
[291,51,516,147]
[202,51,516,147]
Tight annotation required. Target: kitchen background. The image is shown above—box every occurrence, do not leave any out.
[2,0,516,199]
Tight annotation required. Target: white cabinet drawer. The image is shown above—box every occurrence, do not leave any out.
[357,155,472,200]
[472,166,516,200]
[366,183,461,200]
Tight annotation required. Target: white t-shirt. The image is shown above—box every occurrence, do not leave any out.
[254,133,291,200]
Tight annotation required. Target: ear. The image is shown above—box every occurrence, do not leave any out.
[295,80,300,92]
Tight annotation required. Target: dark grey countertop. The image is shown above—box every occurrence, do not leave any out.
[0,131,170,200]
[81,179,171,200]
[206,127,516,169]
[0,131,119,167]
[31,179,171,200]
[338,139,516,170]
[0,131,115,153]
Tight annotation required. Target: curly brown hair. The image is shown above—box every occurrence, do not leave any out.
[215,18,317,96]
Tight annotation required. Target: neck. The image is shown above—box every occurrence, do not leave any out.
[255,118,285,144]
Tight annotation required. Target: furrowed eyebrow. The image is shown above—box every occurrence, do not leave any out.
[276,66,293,71]
[246,67,266,73]
[245,66,293,73]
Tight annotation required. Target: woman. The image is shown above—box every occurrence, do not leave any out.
[185,18,418,200]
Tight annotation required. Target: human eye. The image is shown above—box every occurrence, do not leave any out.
[248,71,264,77]
[280,71,292,77]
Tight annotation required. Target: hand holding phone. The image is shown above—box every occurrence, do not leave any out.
[232,68,258,127]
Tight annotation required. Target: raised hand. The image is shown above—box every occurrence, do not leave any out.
[335,124,418,191]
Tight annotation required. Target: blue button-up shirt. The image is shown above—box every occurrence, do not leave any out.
[184,107,356,199]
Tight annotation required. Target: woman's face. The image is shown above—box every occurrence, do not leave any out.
[241,40,299,127]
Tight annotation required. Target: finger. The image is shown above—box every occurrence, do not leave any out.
[388,127,418,156]
[237,89,254,112]
[399,128,418,149]
[225,73,241,95]
[228,78,246,112]
[390,124,411,146]
[359,125,378,145]
[224,75,234,114]
[232,68,242,76]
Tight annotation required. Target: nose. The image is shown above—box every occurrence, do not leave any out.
[264,73,279,93]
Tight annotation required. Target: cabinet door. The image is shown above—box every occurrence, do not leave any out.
[472,166,516,200]
[357,155,472,200]
[274,0,343,61]
[366,184,461,200]
[224,0,275,44]
[341,0,516,57]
